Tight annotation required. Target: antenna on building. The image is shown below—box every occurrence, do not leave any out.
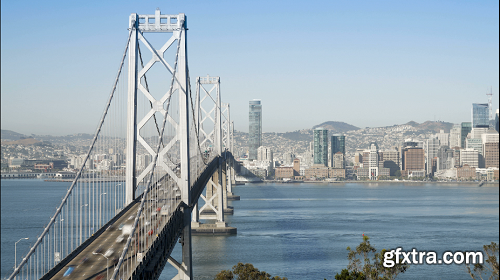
[486,86,493,120]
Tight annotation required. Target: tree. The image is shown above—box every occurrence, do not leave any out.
[465,242,499,280]
[215,263,287,280]
[335,235,409,280]
[394,170,401,179]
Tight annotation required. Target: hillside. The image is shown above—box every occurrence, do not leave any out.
[312,121,360,132]
[1,138,41,145]
[1,130,28,141]
[405,121,454,133]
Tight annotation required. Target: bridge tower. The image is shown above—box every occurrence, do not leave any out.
[122,9,192,279]
[192,76,230,229]
[222,103,239,201]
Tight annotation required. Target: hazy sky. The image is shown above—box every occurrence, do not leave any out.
[1,0,499,135]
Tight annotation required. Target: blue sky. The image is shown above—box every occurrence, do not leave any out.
[1,0,498,135]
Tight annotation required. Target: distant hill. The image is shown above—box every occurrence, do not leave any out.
[405,121,454,133]
[1,138,41,145]
[1,130,28,141]
[312,121,360,132]
[277,130,313,142]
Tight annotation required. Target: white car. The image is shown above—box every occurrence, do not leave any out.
[115,235,124,243]
[104,248,114,258]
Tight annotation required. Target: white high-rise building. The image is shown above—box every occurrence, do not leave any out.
[368,143,379,180]
[449,124,461,148]
[425,137,440,174]
[434,130,449,147]
[257,146,273,162]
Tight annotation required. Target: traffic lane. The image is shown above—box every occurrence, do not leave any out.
[50,202,140,280]
[51,190,176,279]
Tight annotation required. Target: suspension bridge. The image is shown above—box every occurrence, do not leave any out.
[7,9,238,280]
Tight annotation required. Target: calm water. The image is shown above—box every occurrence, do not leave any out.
[2,180,499,279]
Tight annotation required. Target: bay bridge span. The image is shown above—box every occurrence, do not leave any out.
[8,9,237,280]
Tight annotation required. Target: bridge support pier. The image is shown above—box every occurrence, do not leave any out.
[169,206,192,280]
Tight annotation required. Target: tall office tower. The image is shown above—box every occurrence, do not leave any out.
[435,130,449,147]
[472,103,489,128]
[449,124,461,148]
[330,134,346,167]
[313,128,328,166]
[248,100,262,160]
[461,122,472,148]
[368,142,379,180]
[425,137,440,174]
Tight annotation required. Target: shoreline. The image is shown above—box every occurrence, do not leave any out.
[246,180,499,186]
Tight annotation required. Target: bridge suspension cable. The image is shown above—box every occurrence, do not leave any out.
[7,28,134,280]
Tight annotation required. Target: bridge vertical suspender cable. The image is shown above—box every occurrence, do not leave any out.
[7,28,133,280]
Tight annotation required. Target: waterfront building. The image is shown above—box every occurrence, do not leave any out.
[449,124,461,148]
[303,165,345,179]
[248,100,262,160]
[304,165,329,179]
[313,128,328,166]
[330,134,345,167]
[456,164,476,180]
[460,148,479,168]
[472,103,489,128]
[8,158,24,168]
[461,122,472,148]
[329,168,346,179]
[275,166,294,179]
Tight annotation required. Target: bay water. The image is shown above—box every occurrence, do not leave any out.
[2,180,499,279]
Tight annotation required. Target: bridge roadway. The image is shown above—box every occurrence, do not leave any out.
[40,154,224,280]
[47,189,181,280]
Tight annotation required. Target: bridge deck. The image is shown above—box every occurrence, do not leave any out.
[47,195,181,279]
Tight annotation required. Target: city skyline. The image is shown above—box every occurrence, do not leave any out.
[1,1,499,136]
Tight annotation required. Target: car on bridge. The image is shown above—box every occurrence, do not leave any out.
[63,265,75,277]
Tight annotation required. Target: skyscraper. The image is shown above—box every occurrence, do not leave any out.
[449,124,461,148]
[330,134,346,167]
[313,128,328,166]
[248,100,262,160]
[425,137,440,174]
[461,122,472,148]
[472,103,489,128]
